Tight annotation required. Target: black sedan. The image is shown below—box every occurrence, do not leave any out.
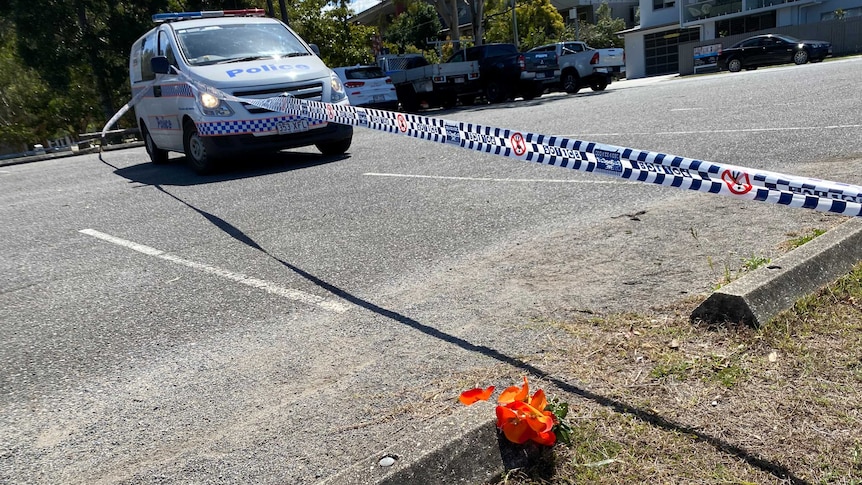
[717,34,832,72]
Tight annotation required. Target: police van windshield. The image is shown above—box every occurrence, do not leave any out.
[176,23,310,66]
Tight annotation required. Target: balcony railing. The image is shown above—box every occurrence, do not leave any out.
[682,0,801,23]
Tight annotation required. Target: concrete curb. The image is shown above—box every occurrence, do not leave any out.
[321,403,541,485]
[692,217,862,326]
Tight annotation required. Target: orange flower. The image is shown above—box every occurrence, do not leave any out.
[459,386,495,405]
[460,377,560,447]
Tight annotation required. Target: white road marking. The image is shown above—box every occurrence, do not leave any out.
[79,229,349,313]
[577,124,862,137]
[363,173,641,184]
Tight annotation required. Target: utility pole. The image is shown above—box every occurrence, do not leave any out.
[265,0,274,17]
[279,0,289,25]
[511,0,518,49]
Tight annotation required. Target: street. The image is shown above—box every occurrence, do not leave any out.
[2,57,861,483]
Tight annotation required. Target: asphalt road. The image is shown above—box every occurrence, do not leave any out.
[2,57,861,483]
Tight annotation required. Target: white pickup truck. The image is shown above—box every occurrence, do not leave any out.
[527,41,625,94]
[377,54,480,111]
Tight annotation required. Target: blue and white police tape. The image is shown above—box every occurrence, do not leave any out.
[104,70,862,217]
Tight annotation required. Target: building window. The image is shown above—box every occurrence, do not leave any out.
[653,0,675,9]
[715,11,775,37]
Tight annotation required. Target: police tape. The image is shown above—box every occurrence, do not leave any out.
[104,70,862,217]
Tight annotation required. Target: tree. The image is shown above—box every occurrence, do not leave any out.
[384,1,443,53]
[484,0,565,49]
[568,2,625,48]
[0,22,54,150]
[7,0,174,127]
[282,0,377,66]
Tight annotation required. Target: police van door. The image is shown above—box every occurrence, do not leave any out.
[149,28,185,152]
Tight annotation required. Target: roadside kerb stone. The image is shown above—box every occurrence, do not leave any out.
[692,217,862,327]
[322,402,541,485]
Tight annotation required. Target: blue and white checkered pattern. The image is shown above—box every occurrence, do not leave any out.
[159,83,194,97]
[197,116,324,136]
[107,69,862,218]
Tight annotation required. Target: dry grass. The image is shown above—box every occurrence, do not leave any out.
[479,243,862,484]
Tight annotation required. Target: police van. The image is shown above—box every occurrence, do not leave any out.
[129,9,353,174]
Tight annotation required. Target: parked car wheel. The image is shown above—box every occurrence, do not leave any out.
[727,58,742,72]
[521,83,544,100]
[142,124,169,164]
[562,71,580,94]
[458,95,476,106]
[590,78,608,91]
[793,49,809,65]
[397,86,420,112]
[316,137,352,156]
[484,80,508,104]
[183,119,216,174]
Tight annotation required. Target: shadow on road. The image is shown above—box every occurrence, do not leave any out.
[103,150,349,187]
[142,181,810,485]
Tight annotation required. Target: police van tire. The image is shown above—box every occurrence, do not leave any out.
[316,137,352,156]
[143,126,169,164]
[183,120,215,174]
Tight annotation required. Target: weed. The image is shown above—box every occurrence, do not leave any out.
[650,359,693,380]
[786,228,827,249]
[742,254,770,272]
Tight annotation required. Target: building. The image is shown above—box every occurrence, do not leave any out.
[622,0,862,78]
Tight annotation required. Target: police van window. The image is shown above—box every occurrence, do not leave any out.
[158,31,177,67]
[140,33,157,81]
[175,23,309,66]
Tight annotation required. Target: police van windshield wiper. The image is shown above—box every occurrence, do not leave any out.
[218,55,274,64]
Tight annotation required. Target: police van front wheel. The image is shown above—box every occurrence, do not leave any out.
[143,125,169,164]
[316,137,352,156]
[183,120,215,174]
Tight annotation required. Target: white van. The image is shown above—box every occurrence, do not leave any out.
[129,9,353,174]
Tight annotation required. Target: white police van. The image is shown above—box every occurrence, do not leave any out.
[129,9,352,174]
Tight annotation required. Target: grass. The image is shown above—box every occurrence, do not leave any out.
[479,229,862,485]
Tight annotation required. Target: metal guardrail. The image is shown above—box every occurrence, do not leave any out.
[78,128,141,141]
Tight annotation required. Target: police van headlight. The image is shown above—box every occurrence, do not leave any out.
[330,72,347,102]
[199,92,233,117]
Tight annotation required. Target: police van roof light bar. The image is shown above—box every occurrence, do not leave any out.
[153,9,266,23]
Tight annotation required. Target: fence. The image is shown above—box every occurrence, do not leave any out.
[679,15,862,75]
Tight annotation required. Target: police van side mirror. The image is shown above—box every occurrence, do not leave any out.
[151,56,174,75]
[309,44,321,57]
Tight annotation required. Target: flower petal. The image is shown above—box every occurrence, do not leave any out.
[459,386,495,405]
[509,401,554,433]
[530,389,548,411]
[531,429,557,446]
[498,376,529,404]
[496,406,533,444]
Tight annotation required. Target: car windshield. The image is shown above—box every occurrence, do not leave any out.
[176,23,310,66]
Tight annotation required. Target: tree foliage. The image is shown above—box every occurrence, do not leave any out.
[284,0,377,66]
[384,1,443,53]
[0,23,53,150]
[566,2,625,48]
[484,0,565,50]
